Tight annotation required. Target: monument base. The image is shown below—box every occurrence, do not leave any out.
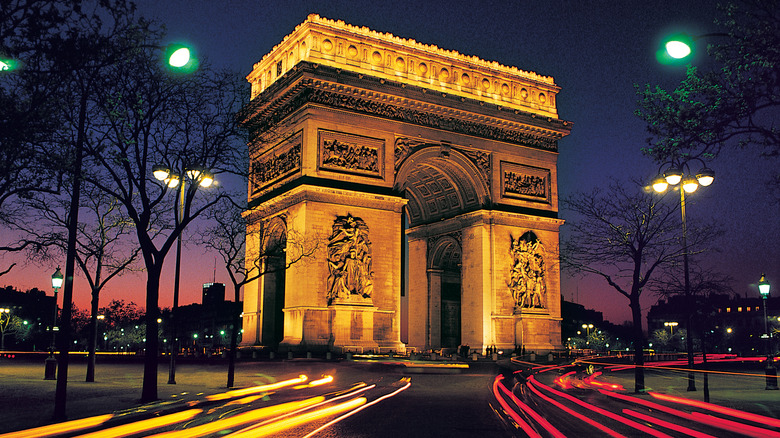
[329,304,379,354]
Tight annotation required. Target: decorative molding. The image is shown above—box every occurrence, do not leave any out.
[318,130,383,178]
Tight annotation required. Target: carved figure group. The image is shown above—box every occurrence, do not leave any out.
[322,139,379,173]
[326,214,374,303]
[508,232,546,309]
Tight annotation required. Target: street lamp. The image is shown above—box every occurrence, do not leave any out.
[664,321,679,335]
[582,324,594,337]
[657,32,728,64]
[652,158,714,392]
[153,165,214,384]
[758,274,778,390]
[45,267,64,380]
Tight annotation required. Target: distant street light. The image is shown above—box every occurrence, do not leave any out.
[582,324,594,337]
[664,321,679,335]
[153,165,214,384]
[758,274,778,390]
[45,267,64,380]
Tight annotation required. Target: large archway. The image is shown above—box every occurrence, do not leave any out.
[258,216,287,348]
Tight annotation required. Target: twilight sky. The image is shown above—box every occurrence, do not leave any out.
[2,0,777,324]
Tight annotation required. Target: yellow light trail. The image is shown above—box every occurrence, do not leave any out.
[225,397,367,438]
[145,397,325,438]
[0,414,113,438]
[74,409,202,438]
[206,375,308,401]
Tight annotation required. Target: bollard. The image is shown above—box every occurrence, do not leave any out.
[269,351,275,360]
[44,356,57,380]
[287,351,293,360]
[346,352,353,361]
[306,351,312,359]
[492,353,498,361]
[326,352,332,360]
[472,353,478,361]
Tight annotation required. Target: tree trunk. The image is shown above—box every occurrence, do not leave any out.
[630,296,645,393]
[141,267,161,403]
[227,284,241,388]
[86,288,99,382]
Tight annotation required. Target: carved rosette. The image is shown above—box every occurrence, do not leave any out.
[508,231,546,310]
[326,214,374,305]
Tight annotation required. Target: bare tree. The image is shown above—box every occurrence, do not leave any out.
[561,179,691,392]
[198,196,319,387]
[15,181,141,382]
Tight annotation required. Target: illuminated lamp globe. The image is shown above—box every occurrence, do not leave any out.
[51,267,64,290]
[198,171,214,188]
[168,47,191,68]
[666,40,692,59]
[759,274,771,298]
[681,175,699,193]
[664,167,683,185]
[651,174,669,193]
[166,174,180,188]
[152,165,170,181]
[696,167,715,186]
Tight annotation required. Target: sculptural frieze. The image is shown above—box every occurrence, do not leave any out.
[508,231,546,310]
[320,137,380,175]
[504,171,546,199]
[250,143,301,192]
[326,214,374,304]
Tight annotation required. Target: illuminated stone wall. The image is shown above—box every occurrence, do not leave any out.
[240,15,570,354]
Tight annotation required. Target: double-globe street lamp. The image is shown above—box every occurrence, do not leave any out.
[651,159,715,392]
[758,274,778,390]
[153,165,213,384]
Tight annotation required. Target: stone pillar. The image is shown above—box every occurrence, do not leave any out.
[407,237,428,351]
[427,269,443,350]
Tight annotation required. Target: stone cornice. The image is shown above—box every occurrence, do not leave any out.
[239,63,570,153]
[248,184,407,218]
[248,14,562,117]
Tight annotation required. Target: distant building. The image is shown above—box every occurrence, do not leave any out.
[646,293,778,356]
[202,282,225,306]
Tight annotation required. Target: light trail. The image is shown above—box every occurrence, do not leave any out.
[224,397,367,438]
[525,377,626,438]
[302,377,412,437]
[491,376,542,438]
[144,397,325,438]
[621,409,717,438]
[494,375,565,438]
[0,414,113,438]
[528,377,674,438]
[649,392,780,431]
[206,375,308,401]
[74,409,202,438]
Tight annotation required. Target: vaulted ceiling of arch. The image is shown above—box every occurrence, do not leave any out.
[403,164,480,227]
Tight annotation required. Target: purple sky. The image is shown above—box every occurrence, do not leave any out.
[2,0,777,324]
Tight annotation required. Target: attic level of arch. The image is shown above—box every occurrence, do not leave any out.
[239,62,571,154]
[247,15,561,119]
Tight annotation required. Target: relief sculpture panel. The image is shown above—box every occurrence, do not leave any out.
[326,214,374,304]
[250,139,301,193]
[319,130,383,178]
[500,161,550,204]
[508,231,547,310]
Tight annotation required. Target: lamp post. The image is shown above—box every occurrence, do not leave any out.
[153,165,213,384]
[652,158,714,392]
[0,308,11,350]
[664,321,679,335]
[45,267,64,380]
[758,274,778,390]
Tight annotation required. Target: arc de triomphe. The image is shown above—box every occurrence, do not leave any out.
[239,15,571,355]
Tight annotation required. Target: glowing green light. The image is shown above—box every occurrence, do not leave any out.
[168,47,190,68]
[665,40,692,59]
